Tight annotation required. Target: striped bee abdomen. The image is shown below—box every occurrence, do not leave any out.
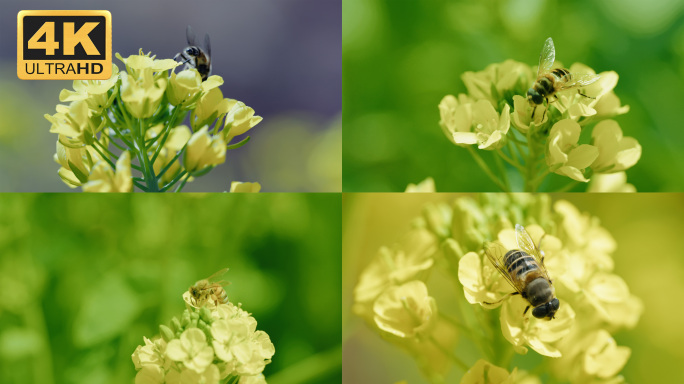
[503,250,539,278]
[551,68,571,82]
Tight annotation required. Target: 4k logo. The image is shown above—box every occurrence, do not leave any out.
[17,10,112,80]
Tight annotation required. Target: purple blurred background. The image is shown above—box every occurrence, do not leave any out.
[0,0,341,192]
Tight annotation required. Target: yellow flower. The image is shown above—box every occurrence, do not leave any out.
[510,95,547,133]
[135,365,165,384]
[132,337,166,370]
[82,151,133,192]
[223,101,263,143]
[373,280,437,339]
[239,374,267,384]
[116,51,179,80]
[441,98,510,150]
[183,126,227,173]
[587,172,636,192]
[152,125,191,184]
[177,365,220,384]
[230,182,261,193]
[553,328,631,383]
[120,71,167,119]
[166,69,203,107]
[191,88,232,130]
[458,251,513,306]
[211,318,275,376]
[45,100,97,143]
[59,63,120,115]
[200,75,224,93]
[460,360,517,384]
[54,136,102,187]
[438,94,474,147]
[500,296,575,357]
[461,59,534,104]
[546,119,598,182]
[353,228,436,321]
[590,120,641,173]
[166,328,214,373]
[405,177,435,193]
[551,63,600,122]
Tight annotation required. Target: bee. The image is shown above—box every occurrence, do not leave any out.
[527,37,600,121]
[188,267,229,307]
[483,224,559,320]
[174,25,212,81]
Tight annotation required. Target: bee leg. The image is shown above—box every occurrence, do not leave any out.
[578,90,595,99]
[483,291,518,305]
[531,105,537,119]
[523,305,530,315]
[541,101,548,122]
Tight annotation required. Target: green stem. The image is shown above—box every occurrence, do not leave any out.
[151,106,183,165]
[174,172,191,192]
[554,180,580,192]
[530,169,550,191]
[467,147,509,192]
[428,335,469,371]
[133,180,149,191]
[159,170,188,192]
[157,145,187,179]
[89,143,117,169]
[496,148,525,172]
[134,118,160,192]
[104,112,134,149]
[493,151,511,188]
[92,138,119,162]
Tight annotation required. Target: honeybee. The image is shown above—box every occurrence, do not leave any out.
[174,25,212,81]
[188,268,229,307]
[483,224,559,320]
[527,37,600,120]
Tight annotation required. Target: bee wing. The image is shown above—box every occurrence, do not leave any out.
[186,25,197,46]
[559,73,601,90]
[204,267,229,283]
[204,33,211,58]
[537,37,556,77]
[515,224,551,280]
[484,241,525,294]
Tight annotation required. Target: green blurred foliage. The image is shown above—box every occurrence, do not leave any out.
[343,193,684,383]
[343,0,684,192]
[0,194,341,384]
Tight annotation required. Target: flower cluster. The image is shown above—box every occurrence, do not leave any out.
[45,50,262,192]
[438,51,640,192]
[132,290,274,383]
[353,194,642,383]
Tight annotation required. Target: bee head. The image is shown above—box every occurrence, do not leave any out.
[532,298,560,320]
[186,47,200,56]
[527,88,543,106]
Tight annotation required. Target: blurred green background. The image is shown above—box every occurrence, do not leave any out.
[0,194,341,384]
[343,0,684,192]
[343,193,684,383]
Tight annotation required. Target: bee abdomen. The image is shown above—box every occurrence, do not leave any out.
[551,68,571,82]
[503,250,538,277]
